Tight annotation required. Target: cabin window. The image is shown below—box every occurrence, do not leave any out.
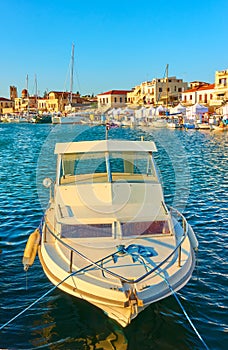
[61,152,106,175]
[121,221,170,237]
[61,223,113,238]
[60,151,157,184]
[109,152,155,178]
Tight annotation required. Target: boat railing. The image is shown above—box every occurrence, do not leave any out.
[168,205,189,267]
[43,207,189,285]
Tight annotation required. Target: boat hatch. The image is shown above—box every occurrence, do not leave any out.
[59,151,158,184]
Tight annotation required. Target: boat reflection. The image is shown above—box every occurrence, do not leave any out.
[30,298,128,349]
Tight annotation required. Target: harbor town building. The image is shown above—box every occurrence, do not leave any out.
[127,76,188,107]
[1,68,228,116]
[213,69,228,105]
[0,97,14,114]
[97,90,131,110]
[182,83,215,106]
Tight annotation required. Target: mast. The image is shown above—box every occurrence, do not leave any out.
[26,74,29,114]
[70,43,75,107]
[35,74,38,112]
[166,64,169,108]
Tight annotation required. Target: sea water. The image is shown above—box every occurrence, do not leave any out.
[0,123,227,349]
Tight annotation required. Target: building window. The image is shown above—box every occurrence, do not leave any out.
[210,94,213,99]
[114,97,117,103]
[178,88,182,92]
[159,88,162,92]
[120,97,122,103]
[190,95,192,100]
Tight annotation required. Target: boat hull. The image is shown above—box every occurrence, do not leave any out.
[38,218,196,327]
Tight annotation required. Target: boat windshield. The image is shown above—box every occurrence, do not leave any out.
[59,151,157,184]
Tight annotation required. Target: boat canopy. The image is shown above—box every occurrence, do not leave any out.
[55,140,157,155]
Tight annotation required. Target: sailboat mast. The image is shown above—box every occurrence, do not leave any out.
[26,74,29,113]
[70,43,75,106]
[166,64,169,108]
[35,74,38,112]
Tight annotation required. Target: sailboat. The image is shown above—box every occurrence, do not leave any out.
[52,44,84,125]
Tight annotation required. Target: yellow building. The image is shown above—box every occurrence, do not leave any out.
[38,91,82,113]
[127,77,188,107]
[0,97,14,114]
[14,89,82,114]
[213,69,228,104]
[14,89,38,113]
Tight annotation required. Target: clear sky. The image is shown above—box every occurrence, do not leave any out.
[0,0,227,98]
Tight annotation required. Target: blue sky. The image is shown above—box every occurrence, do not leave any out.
[0,0,227,98]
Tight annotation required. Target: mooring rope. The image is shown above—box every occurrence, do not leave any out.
[0,263,93,331]
[158,271,210,350]
[0,249,209,350]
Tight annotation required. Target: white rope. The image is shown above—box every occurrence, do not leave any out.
[159,271,210,350]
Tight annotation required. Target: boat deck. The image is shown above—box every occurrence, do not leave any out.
[42,230,191,293]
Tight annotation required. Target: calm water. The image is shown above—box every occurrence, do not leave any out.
[0,123,227,350]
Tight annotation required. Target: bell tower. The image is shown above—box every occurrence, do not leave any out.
[10,86,18,100]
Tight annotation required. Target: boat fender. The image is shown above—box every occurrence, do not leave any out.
[22,228,40,271]
[187,224,198,250]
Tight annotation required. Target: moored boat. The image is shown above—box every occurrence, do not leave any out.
[27,139,198,327]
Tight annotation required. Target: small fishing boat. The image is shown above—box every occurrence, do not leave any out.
[25,139,198,327]
[196,122,211,130]
[210,123,228,132]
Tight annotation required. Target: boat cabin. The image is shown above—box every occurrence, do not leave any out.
[55,140,159,185]
[52,140,172,239]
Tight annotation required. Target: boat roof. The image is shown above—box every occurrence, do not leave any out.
[55,140,157,154]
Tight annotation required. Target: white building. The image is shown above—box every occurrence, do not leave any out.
[182,84,215,105]
[97,90,131,110]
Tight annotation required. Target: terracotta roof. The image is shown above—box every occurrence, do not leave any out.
[97,90,132,96]
[49,91,80,96]
[0,97,12,101]
[183,84,215,93]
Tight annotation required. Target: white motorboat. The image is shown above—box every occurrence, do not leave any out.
[167,121,180,129]
[25,139,198,327]
[52,113,84,124]
[151,119,167,128]
[196,122,211,130]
